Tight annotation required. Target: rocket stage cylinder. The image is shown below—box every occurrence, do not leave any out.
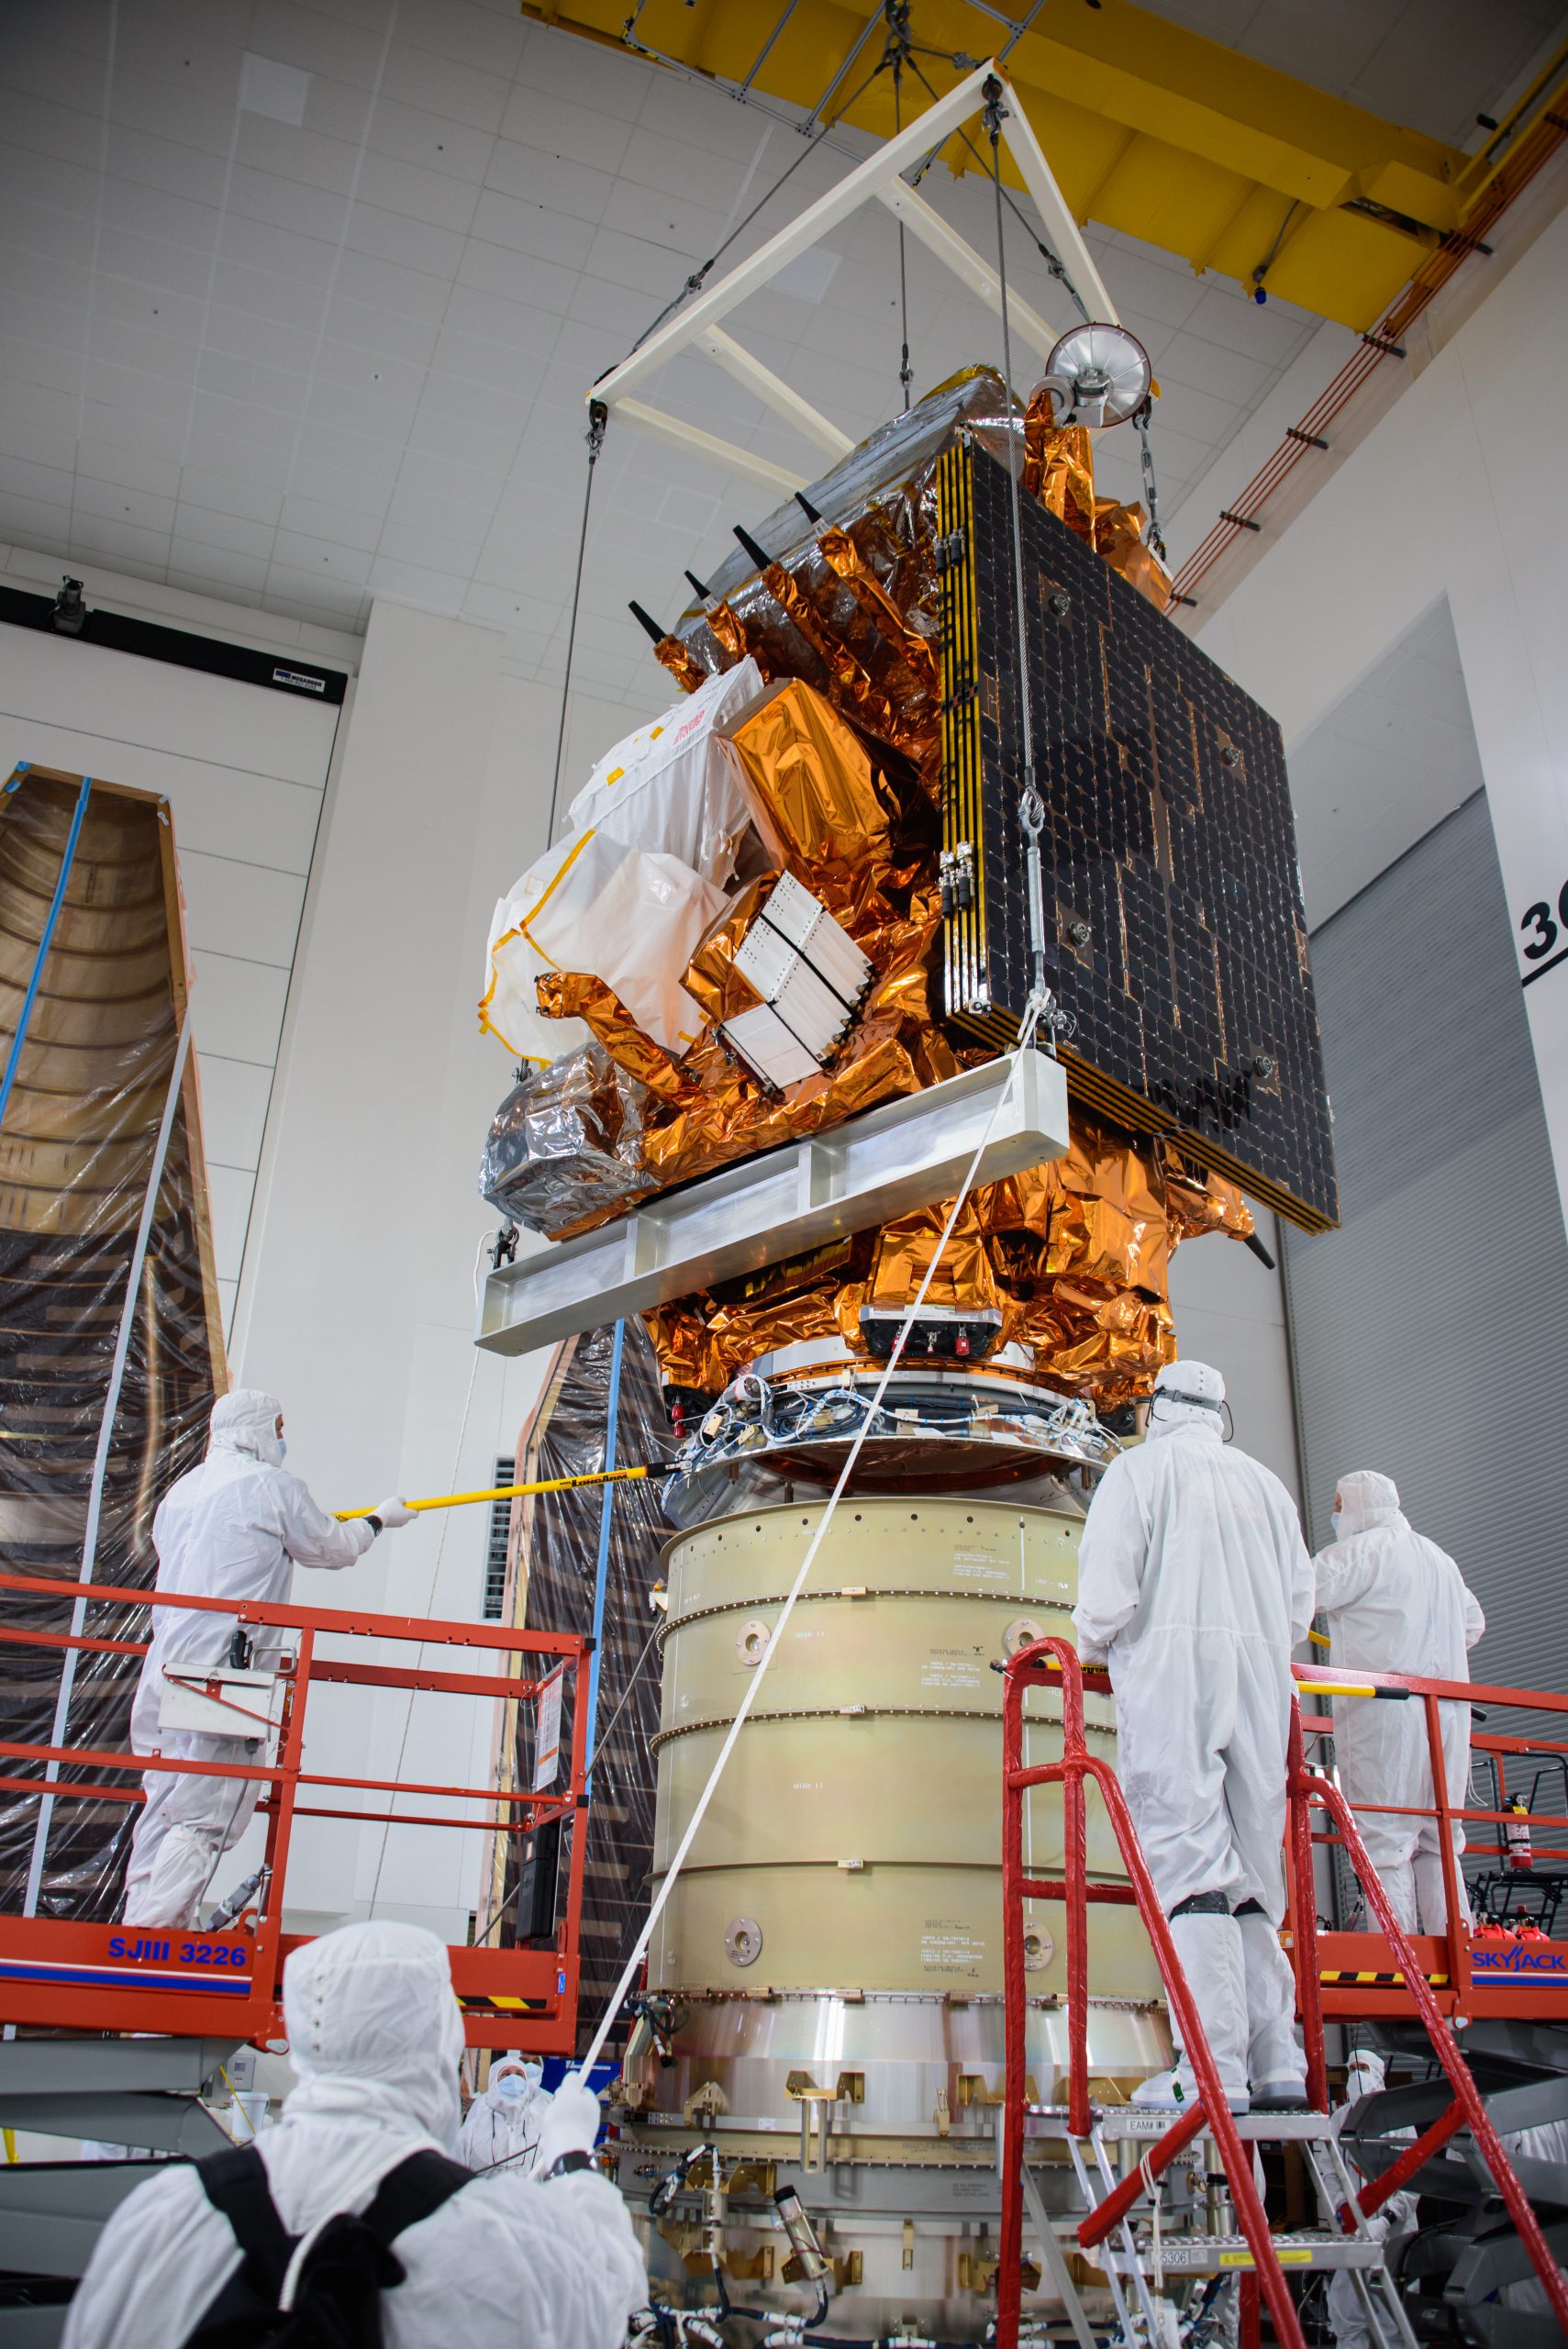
[619,1492,1168,2340]
[647,1492,1159,2005]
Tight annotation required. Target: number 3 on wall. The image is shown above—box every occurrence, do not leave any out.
[1519,885,1568,984]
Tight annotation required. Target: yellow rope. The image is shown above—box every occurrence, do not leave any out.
[333,1463,651,1521]
[220,2064,259,2140]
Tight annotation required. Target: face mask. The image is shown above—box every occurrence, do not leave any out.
[495,2070,528,2099]
[523,2062,543,2087]
[1330,1509,1344,1536]
[278,1439,288,1461]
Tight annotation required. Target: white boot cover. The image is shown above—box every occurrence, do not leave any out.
[1237,1909,1307,2102]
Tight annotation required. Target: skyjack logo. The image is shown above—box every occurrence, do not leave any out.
[1472,1945,1568,1978]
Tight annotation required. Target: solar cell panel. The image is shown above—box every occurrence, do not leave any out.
[940,439,1338,1230]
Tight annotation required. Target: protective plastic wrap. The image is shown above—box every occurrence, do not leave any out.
[478,1045,658,1239]
[496,1321,668,2056]
[0,766,227,1918]
[479,657,770,1064]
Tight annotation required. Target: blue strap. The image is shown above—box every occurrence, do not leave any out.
[0,774,92,1135]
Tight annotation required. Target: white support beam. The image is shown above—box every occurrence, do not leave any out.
[995,72,1120,326]
[612,398,809,495]
[874,180,1059,363]
[699,328,854,461]
[591,58,1121,485]
[593,58,999,409]
[477,1051,1070,1358]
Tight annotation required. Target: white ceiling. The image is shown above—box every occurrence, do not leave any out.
[0,0,1561,718]
[1288,598,1485,928]
[1141,0,1564,147]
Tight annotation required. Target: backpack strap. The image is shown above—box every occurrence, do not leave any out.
[353,2149,473,2254]
[197,2143,295,2299]
[184,2144,473,2349]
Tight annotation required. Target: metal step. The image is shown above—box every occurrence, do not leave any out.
[1025,2101,1338,2141]
[0,2158,170,2279]
[1104,2229,1390,2277]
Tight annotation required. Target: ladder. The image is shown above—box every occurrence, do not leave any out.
[1018,2102,1417,2348]
[995,1637,1568,2349]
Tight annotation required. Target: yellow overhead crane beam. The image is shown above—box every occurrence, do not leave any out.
[522,0,1560,332]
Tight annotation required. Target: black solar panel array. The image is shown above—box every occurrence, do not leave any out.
[941,440,1338,1231]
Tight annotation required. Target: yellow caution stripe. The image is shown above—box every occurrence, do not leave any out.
[1320,1969,1450,1988]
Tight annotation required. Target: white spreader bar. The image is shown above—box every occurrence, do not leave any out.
[476,1049,1071,1358]
[588,58,1118,489]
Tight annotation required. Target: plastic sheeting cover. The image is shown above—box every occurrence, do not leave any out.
[0,768,227,1918]
[500,1320,668,2055]
[480,658,769,1064]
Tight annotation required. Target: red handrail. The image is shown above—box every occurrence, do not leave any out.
[997,1638,1307,2349]
[1284,1698,1568,2330]
[0,1569,588,2048]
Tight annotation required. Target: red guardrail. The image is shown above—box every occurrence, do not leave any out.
[0,1569,587,2049]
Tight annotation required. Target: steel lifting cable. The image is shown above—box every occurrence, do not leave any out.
[617,39,902,369]
[543,39,904,841]
[579,998,1049,2072]
[902,50,1090,327]
[886,5,914,411]
[544,397,606,848]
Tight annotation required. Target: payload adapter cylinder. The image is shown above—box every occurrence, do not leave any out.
[617,1493,1167,2340]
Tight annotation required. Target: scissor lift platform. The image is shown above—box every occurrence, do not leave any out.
[0,1571,590,2050]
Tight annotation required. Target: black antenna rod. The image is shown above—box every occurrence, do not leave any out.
[795,491,823,524]
[733,524,773,573]
[628,600,667,644]
[684,569,712,599]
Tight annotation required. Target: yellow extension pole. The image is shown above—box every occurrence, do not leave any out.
[332,1463,652,1522]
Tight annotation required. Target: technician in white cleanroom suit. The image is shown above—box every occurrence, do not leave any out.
[459,2053,554,2174]
[1073,1359,1316,2113]
[1314,1471,1485,1936]
[61,1920,647,2349]
[123,1389,414,1932]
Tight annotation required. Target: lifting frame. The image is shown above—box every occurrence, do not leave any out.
[0,1571,588,2050]
[997,1637,1568,2349]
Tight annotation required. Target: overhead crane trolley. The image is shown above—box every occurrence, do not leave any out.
[0,1570,589,2050]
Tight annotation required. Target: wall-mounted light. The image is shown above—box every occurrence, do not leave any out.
[50,578,87,638]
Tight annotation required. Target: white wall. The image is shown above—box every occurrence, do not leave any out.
[225,606,647,1937]
[1167,1214,1298,1505]
[1197,201,1568,1230]
[0,548,643,1939]
[0,588,342,1337]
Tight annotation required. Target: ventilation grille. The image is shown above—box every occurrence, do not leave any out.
[482,1457,515,1621]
